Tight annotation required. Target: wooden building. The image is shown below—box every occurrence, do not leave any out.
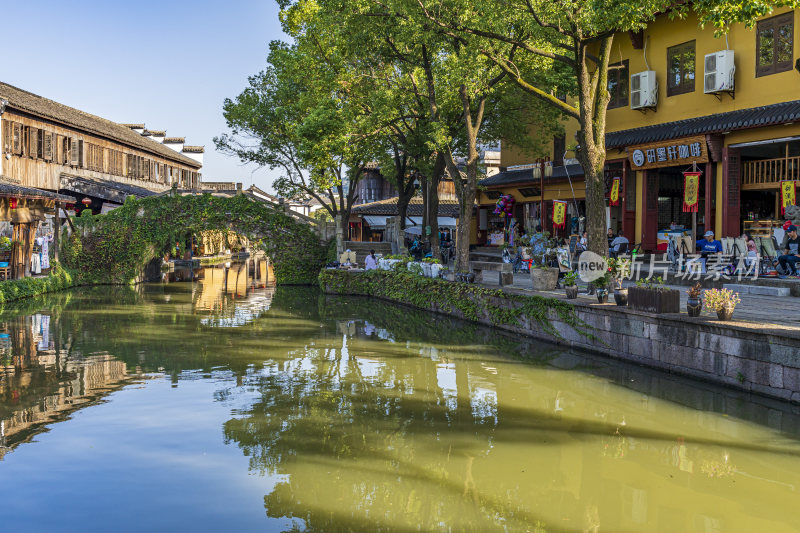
[0,81,204,278]
[0,81,202,210]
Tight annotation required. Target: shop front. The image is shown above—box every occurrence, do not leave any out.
[626,135,718,252]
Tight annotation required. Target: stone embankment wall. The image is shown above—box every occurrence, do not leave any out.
[320,270,800,403]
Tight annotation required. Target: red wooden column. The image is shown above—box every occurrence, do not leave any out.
[641,169,659,252]
[704,161,714,236]
[621,161,636,242]
[721,147,741,237]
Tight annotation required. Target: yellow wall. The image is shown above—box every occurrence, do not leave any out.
[501,102,581,168]
[604,8,799,142]
[478,180,586,206]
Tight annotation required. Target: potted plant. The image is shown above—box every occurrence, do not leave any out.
[607,257,631,306]
[628,276,680,314]
[686,283,704,317]
[563,271,579,299]
[0,236,10,263]
[530,263,560,290]
[704,288,741,321]
[592,272,610,303]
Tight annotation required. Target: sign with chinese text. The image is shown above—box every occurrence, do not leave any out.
[552,200,567,229]
[781,180,796,215]
[682,171,701,212]
[609,177,621,206]
[628,135,709,170]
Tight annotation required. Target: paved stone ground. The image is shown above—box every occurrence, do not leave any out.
[504,272,800,332]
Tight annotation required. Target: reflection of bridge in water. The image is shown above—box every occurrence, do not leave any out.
[0,314,130,459]
[169,255,276,328]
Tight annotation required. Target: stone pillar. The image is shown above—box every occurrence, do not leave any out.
[335,213,345,256]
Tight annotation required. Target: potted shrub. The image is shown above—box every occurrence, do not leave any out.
[608,257,631,306]
[704,288,741,321]
[628,277,680,314]
[530,264,559,290]
[422,257,442,278]
[0,236,10,263]
[686,283,704,317]
[592,272,610,303]
[563,271,579,299]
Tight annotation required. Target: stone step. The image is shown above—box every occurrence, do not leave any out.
[723,283,791,297]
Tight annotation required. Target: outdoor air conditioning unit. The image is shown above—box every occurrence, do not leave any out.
[630,71,658,110]
[704,50,735,93]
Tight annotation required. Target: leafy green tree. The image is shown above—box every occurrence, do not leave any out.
[216,39,373,253]
[410,0,799,255]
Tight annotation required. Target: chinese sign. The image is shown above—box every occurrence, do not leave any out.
[781,180,796,215]
[609,177,621,206]
[628,135,709,170]
[682,171,701,212]
[552,200,567,229]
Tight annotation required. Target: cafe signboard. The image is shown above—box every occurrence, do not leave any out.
[627,135,709,170]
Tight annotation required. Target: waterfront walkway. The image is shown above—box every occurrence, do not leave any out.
[503,272,800,334]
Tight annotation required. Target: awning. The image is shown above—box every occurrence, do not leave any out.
[362,215,388,228]
[406,216,458,228]
[60,174,161,204]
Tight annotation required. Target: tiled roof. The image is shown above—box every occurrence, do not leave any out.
[0,82,201,168]
[0,176,74,201]
[182,145,205,153]
[120,123,145,129]
[143,129,165,136]
[479,163,584,188]
[351,196,461,217]
[606,99,800,148]
[163,137,185,143]
[60,175,161,203]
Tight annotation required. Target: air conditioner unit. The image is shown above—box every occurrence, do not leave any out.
[630,71,658,110]
[704,50,735,93]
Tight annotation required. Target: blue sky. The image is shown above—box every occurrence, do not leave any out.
[3,0,286,191]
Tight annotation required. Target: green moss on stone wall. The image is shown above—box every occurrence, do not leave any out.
[63,193,328,285]
[319,269,594,340]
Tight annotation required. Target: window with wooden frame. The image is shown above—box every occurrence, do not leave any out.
[2,121,10,153]
[36,129,44,159]
[607,60,629,109]
[757,11,794,77]
[12,123,22,155]
[44,133,53,161]
[667,41,696,96]
[70,138,79,166]
[553,135,566,165]
[28,127,38,159]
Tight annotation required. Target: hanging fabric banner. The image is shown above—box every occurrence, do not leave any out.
[609,177,621,206]
[552,200,567,229]
[781,181,797,215]
[682,171,701,212]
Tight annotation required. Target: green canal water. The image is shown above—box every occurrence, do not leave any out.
[1,265,800,532]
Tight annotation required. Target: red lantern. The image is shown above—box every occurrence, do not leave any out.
[9,198,17,209]
[81,198,92,206]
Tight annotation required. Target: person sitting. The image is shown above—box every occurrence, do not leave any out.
[364,249,378,270]
[689,231,722,274]
[609,230,629,258]
[607,228,615,248]
[577,231,588,252]
[778,225,800,277]
[741,231,758,273]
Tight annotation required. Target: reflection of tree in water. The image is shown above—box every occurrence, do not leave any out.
[220,333,564,532]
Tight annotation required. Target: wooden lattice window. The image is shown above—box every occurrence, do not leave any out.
[44,133,53,161]
[607,60,629,109]
[12,123,22,155]
[667,41,696,96]
[757,12,794,77]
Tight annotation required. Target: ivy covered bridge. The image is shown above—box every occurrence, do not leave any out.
[62,193,330,285]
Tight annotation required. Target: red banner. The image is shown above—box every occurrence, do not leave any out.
[682,171,701,212]
[609,177,621,206]
[552,200,567,229]
[781,180,796,215]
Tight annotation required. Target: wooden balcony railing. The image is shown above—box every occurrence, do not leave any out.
[742,155,800,187]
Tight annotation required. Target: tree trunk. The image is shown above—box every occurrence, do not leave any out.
[427,153,446,259]
[396,189,413,231]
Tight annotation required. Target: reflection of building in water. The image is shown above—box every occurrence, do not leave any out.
[0,314,129,459]
[192,262,276,328]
